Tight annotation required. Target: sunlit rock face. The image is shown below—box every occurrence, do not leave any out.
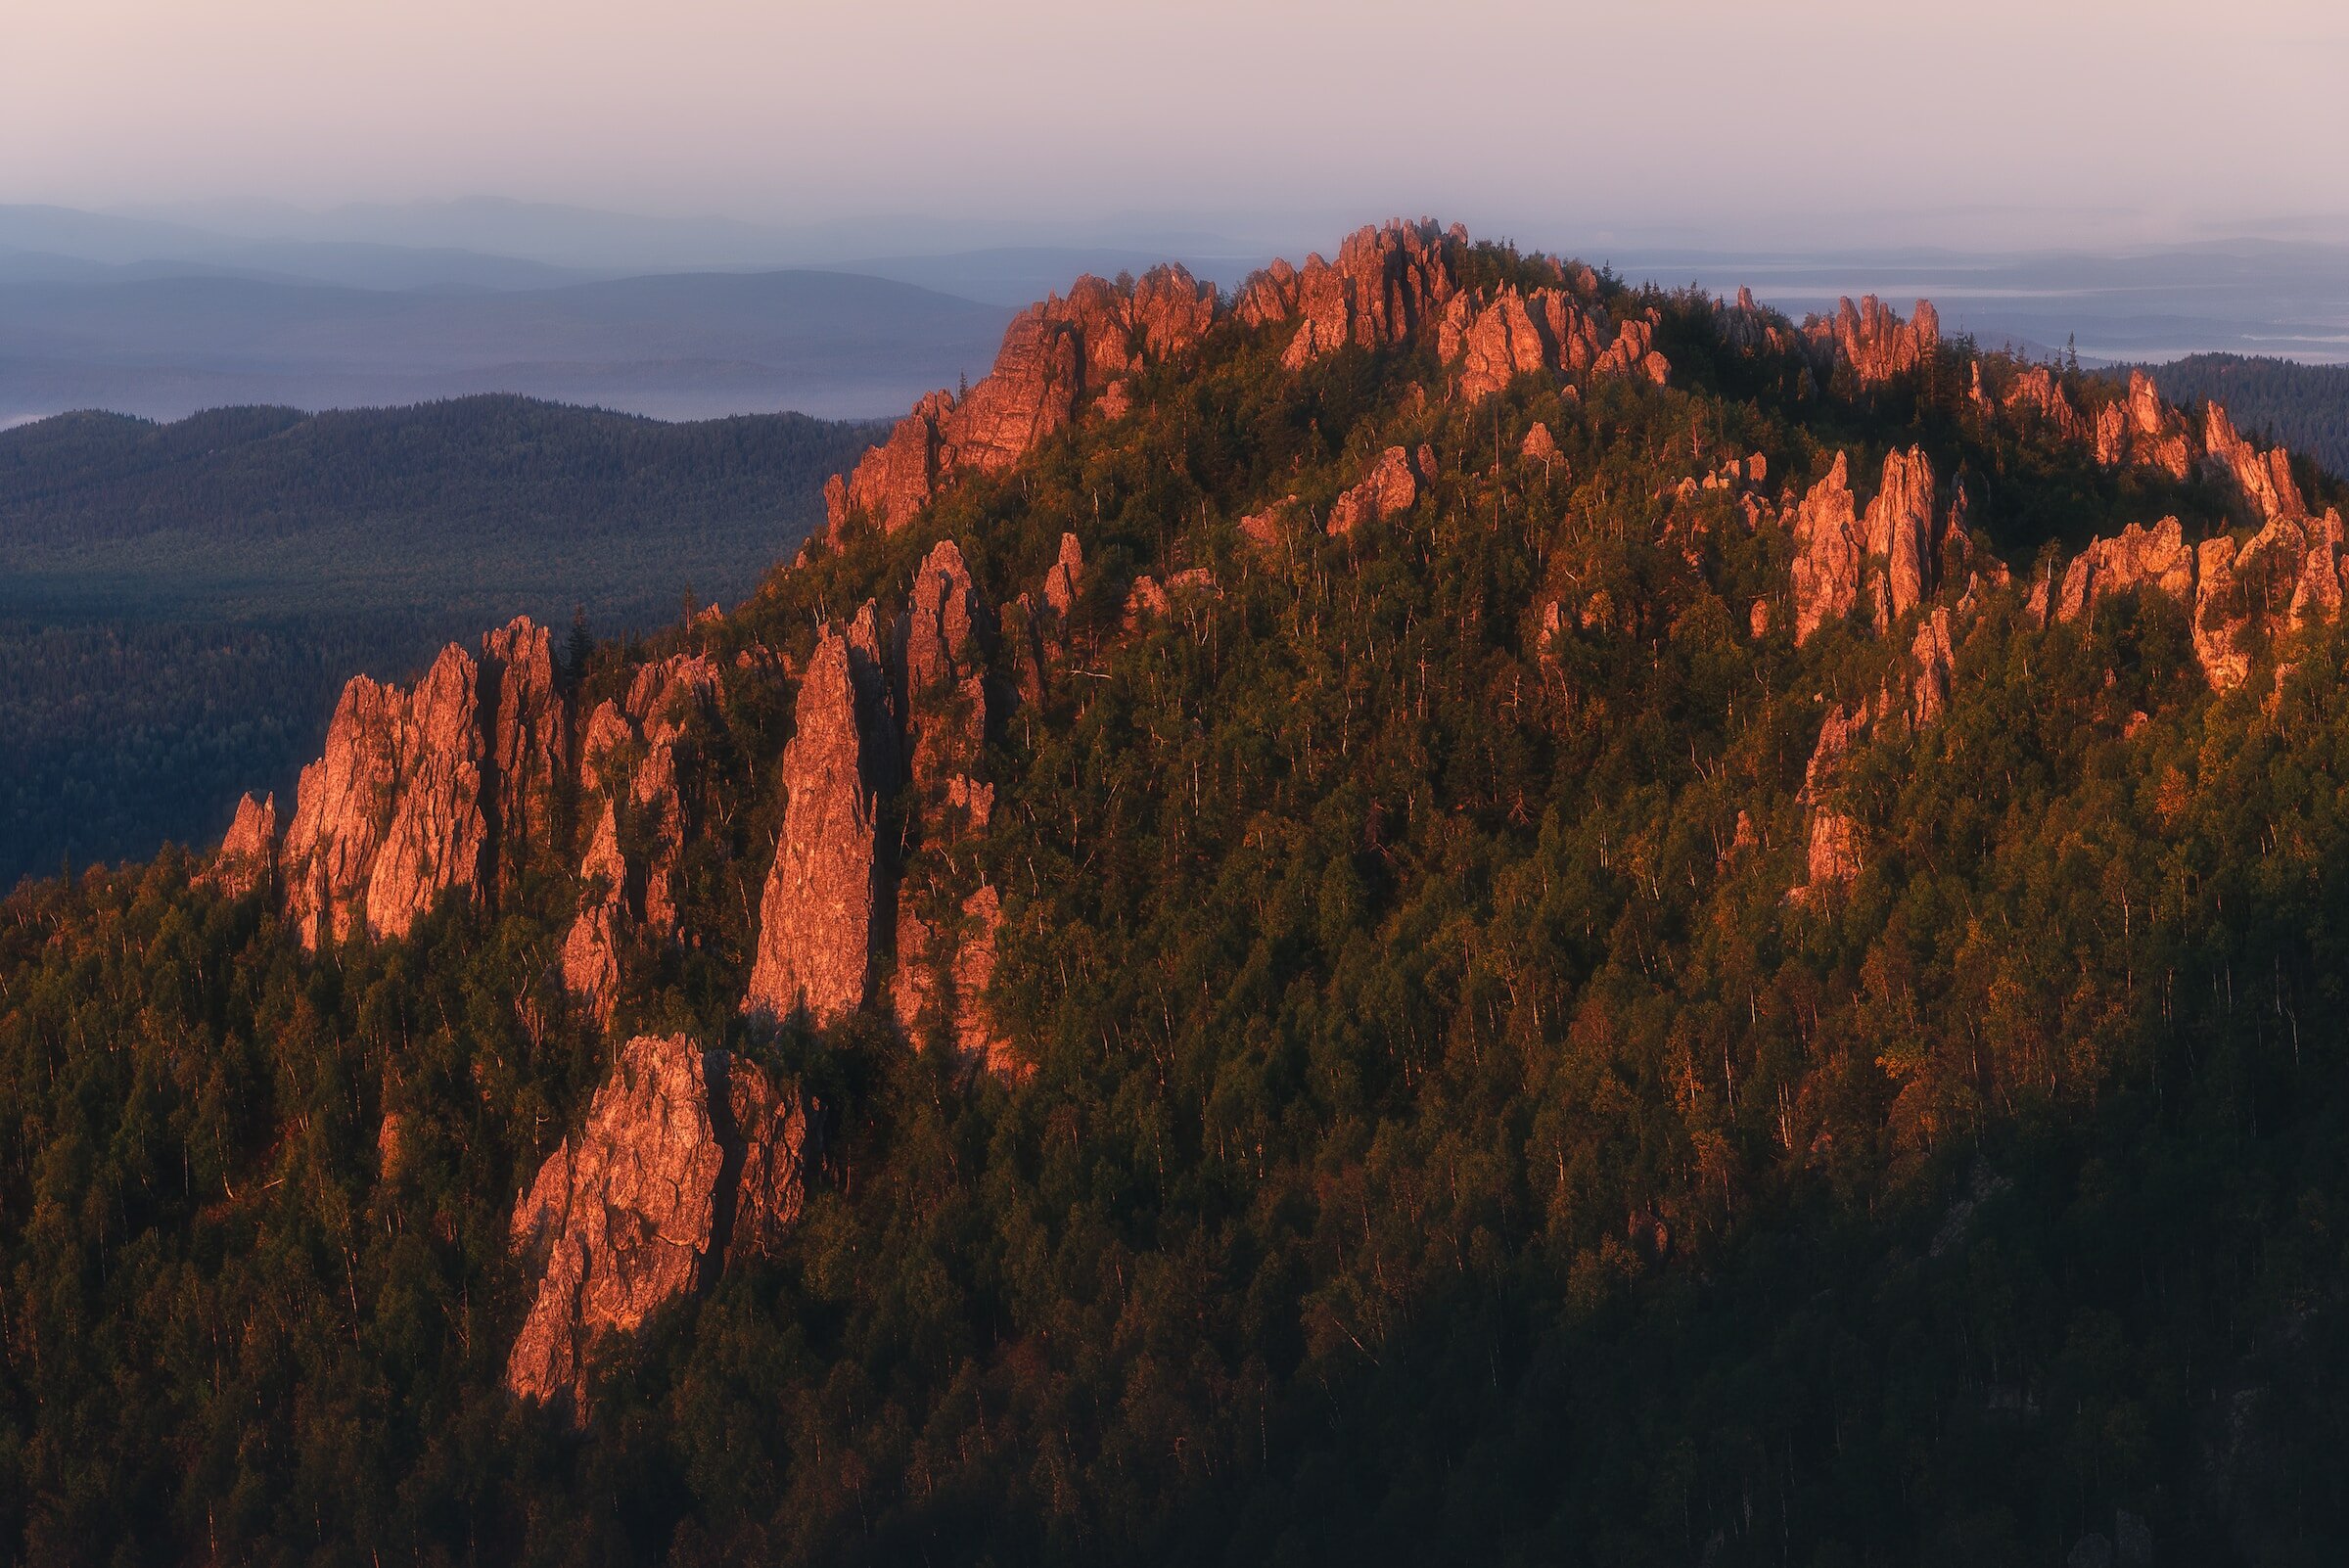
[505,1033,814,1420]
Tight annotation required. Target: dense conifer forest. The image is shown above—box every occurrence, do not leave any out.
[4,233,2349,1567]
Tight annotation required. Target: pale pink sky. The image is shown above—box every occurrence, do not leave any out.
[7,0,2346,247]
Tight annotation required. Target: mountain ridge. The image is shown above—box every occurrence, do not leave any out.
[7,217,2349,1564]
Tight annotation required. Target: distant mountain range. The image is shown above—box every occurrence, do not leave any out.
[2,201,2345,434]
[0,267,1015,424]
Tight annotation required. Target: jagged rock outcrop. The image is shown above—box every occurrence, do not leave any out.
[505,1034,812,1418]
[1521,422,1560,465]
[824,266,1218,538]
[555,649,728,1021]
[2094,371,2192,479]
[274,617,569,949]
[1864,447,1939,628]
[890,882,1013,1076]
[1792,705,1865,900]
[480,617,568,889]
[1043,531,1083,625]
[561,801,626,1026]
[1910,609,1956,726]
[884,540,1009,1067]
[1242,220,1466,369]
[2003,365,2084,438]
[282,644,487,949]
[744,626,886,1027]
[1437,284,1668,401]
[1810,296,1938,386]
[898,540,991,793]
[2050,505,2349,692]
[1790,455,1863,644]
[1326,446,1420,537]
[363,646,489,943]
[2204,403,2308,523]
[206,792,277,899]
[1714,285,1797,356]
[2057,518,2196,623]
[1442,286,1552,401]
[2193,511,2346,691]
[1788,449,1946,642]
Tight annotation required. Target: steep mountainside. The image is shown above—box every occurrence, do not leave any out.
[6,220,2349,1565]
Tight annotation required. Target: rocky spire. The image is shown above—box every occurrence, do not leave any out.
[1437,284,1669,401]
[1789,454,1863,644]
[479,616,568,889]
[2203,403,2308,523]
[744,626,885,1027]
[205,792,277,899]
[1863,447,1939,628]
[1791,705,1865,901]
[1265,220,1467,370]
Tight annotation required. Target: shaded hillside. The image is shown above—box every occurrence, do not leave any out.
[2137,352,2349,481]
[5,222,2349,1568]
[0,395,878,883]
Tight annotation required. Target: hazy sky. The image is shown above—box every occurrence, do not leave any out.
[8,0,2347,250]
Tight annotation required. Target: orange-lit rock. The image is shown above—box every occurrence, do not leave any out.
[1790,454,1863,644]
[1811,296,1938,386]
[505,1034,812,1418]
[1326,446,1419,537]
[207,792,278,899]
[744,627,884,1027]
[2056,517,2195,624]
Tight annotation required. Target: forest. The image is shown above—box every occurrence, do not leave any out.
[2139,353,2349,482]
[0,395,875,884]
[3,236,2349,1567]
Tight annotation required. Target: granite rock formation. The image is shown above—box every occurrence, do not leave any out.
[744,626,886,1028]
[505,1033,812,1418]
[206,792,277,899]
[2094,371,2192,480]
[480,617,568,890]
[1792,704,1865,901]
[1326,446,1420,537]
[824,266,1218,539]
[1810,296,1938,386]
